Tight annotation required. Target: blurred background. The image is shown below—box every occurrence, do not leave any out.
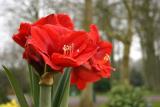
[0,0,160,107]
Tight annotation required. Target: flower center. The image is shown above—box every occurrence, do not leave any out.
[63,43,74,56]
[103,54,110,63]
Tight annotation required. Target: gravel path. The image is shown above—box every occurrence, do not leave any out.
[69,96,107,107]
[8,95,160,107]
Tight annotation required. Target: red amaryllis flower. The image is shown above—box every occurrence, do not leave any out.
[13,14,74,48]
[25,24,97,71]
[12,14,75,74]
[71,25,113,90]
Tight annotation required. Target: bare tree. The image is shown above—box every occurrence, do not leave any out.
[134,0,160,91]
[95,0,135,84]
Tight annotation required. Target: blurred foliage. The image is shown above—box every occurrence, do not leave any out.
[94,79,111,93]
[10,67,29,93]
[0,71,10,103]
[0,66,29,99]
[107,84,147,107]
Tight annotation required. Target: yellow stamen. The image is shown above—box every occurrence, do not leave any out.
[103,54,110,63]
[63,43,74,56]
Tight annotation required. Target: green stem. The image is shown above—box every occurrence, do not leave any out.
[39,64,53,107]
[60,74,70,107]
[39,85,52,107]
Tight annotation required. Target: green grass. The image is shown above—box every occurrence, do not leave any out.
[153,101,160,107]
[99,104,107,107]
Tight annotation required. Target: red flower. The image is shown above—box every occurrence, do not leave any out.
[26,24,97,71]
[71,25,113,90]
[13,14,74,48]
[23,44,45,75]
[12,14,76,74]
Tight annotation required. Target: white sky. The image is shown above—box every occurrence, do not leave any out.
[114,35,142,61]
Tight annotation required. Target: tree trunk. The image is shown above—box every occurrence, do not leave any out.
[135,0,160,92]
[121,42,131,83]
[80,0,94,107]
[120,0,133,84]
[80,84,93,107]
[83,0,92,31]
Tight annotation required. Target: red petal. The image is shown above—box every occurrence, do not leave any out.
[72,66,101,82]
[24,44,62,71]
[98,41,112,55]
[75,43,97,66]
[13,33,27,48]
[28,25,70,55]
[51,53,78,67]
[88,24,100,44]
[39,51,62,70]
[33,14,58,26]
[71,71,86,90]
[28,26,50,54]
[77,80,86,90]
[63,31,88,57]
[33,14,74,30]
[12,23,31,47]
[57,14,74,30]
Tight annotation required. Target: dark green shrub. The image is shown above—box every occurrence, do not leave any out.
[130,70,144,87]
[108,84,147,107]
[94,78,111,93]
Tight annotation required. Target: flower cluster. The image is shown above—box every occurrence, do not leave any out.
[13,14,113,89]
[0,100,19,107]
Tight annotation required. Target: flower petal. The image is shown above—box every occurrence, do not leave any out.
[75,42,98,66]
[51,53,78,67]
[33,14,74,30]
[12,23,31,47]
[23,45,45,75]
[24,44,62,71]
[72,66,101,82]
[28,25,71,55]
[71,65,103,90]
[88,24,100,44]
[63,31,88,57]
[71,70,86,90]
[33,14,59,26]
[98,41,112,55]
[57,14,74,30]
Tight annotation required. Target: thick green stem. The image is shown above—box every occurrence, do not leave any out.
[39,70,53,107]
[39,85,52,107]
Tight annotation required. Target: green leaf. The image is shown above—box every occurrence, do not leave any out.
[60,76,70,107]
[52,68,71,107]
[28,65,40,107]
[51,73,61,102]
[2,65,29,107]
